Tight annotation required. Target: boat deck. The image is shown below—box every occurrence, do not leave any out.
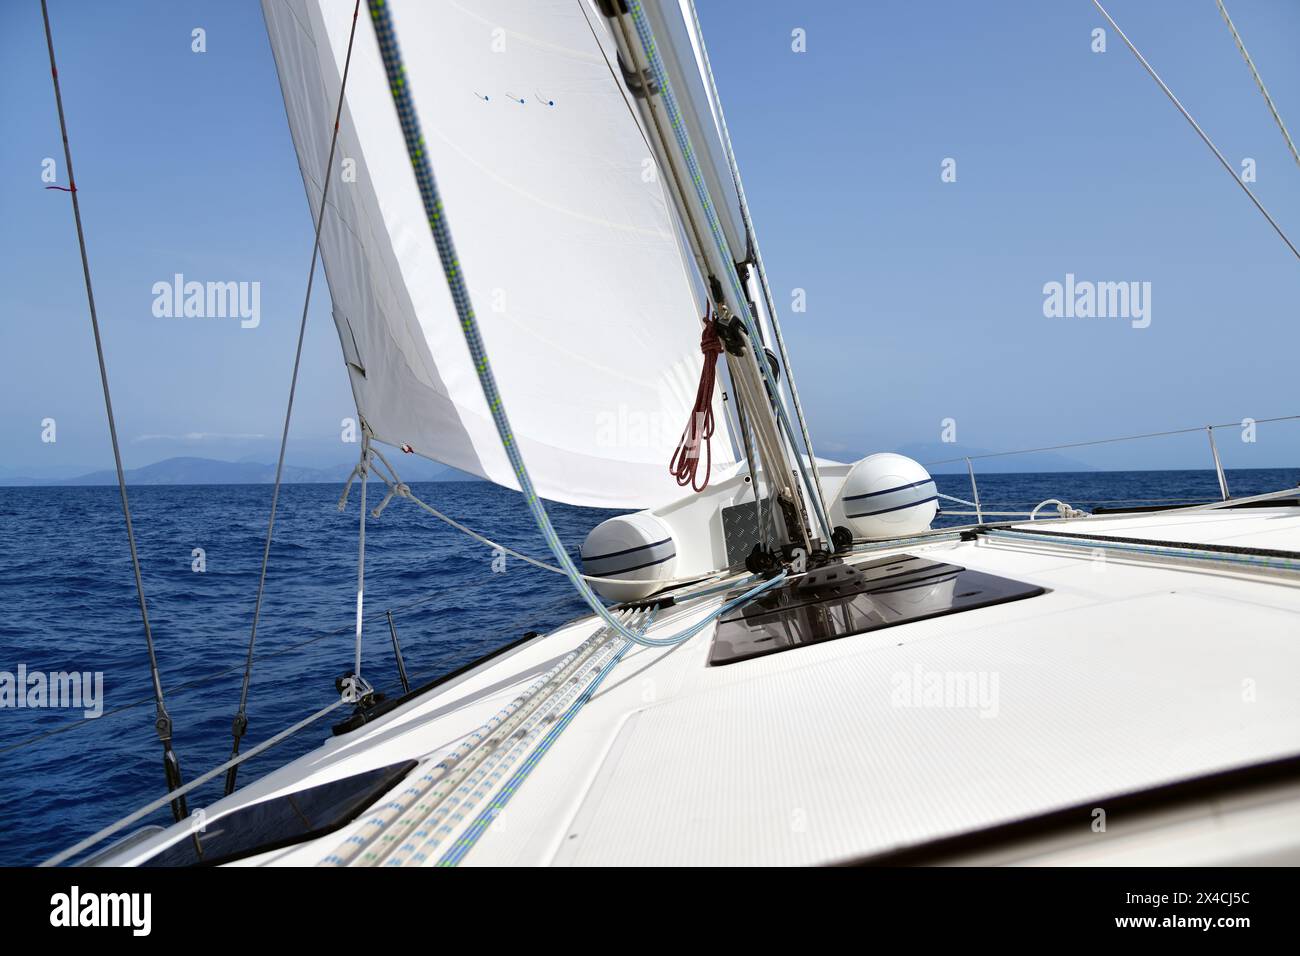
[106,507,1300,866]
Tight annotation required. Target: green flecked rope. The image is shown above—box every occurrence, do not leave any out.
[365,0,783,647]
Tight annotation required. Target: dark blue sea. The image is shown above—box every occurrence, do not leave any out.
[1,468,1296,865]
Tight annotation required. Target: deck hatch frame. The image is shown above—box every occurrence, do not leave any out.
[709,553,1046,666]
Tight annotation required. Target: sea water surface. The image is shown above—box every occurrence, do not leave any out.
[0,468,1296,865]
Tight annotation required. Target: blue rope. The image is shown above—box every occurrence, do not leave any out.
[365,0,784,646]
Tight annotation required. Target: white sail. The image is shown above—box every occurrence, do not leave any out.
[261,0,739,508]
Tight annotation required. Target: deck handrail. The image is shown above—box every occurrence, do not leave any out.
[924,414,1300,517]
[922,414,1300,469]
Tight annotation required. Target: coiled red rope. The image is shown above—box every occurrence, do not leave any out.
[670,313,722,492]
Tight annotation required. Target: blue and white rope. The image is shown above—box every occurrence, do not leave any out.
[436,609,658,867]
[365,0,784,647]
[321,610,642,866]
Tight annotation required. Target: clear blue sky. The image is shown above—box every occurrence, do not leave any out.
[3,0,1298,479]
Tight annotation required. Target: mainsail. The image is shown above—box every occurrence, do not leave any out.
[262,0,742,508]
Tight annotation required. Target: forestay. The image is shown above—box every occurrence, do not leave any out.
[262,0,740,508]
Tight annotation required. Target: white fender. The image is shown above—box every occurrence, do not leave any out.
[839,453,937,538]
[581,512,678,602]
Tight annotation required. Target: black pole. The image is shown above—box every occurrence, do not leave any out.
[387,611,411,695]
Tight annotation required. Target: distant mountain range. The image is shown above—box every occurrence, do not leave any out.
[0,456,476,486]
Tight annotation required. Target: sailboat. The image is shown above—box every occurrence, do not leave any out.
[48,0,1300,867]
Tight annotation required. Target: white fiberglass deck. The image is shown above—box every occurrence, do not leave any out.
[110,508,1300,866]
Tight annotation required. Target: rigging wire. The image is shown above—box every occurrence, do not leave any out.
[1215,0,1300,172]
[1091,0,1300,263]
[0,621,352,759]
[366,442,733,587]
[40,0,187,822]
[352,440,369,684]
[224,0,363,795]
[41,698,347,867]
[0,562,595,761]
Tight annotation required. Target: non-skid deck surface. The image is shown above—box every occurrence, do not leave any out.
[110,510,1300,866]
